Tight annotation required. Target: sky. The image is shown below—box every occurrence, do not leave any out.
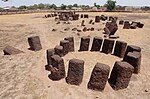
[0,0,150,7]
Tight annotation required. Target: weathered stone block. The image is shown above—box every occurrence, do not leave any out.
[114,41,127,58]
[79,36,90,51]
[102,39,115,54]
[109,61,134,90]
[66,58,84,85]
[28,36,42,51]
[91,36,103,51]
[88,63,110,91]
[60,40,69,56]
[54,45,64,57]
[47,48,55,65]
[64,37,75,52]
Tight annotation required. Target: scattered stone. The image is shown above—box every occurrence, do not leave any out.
[119,20,124,25]
[54,45,64,57]
[91,27,94,31]
[77,29,82,32]
[56,21,60,24]
[89,20,93,24]
[49,55,66,81]
[72,28,78,31]
[64,27,70,31]
[83,27,87,32]
[109,61,134,90]
[123,21,130,29]
[123,51,141,74]
[95,16,100,23]
[60,40,69,56]
[102,39,115,54]
[138,23,144,28]
[64,37,75,52]
[47,48,55,65]
[28,36,42,51]
[81,20,85,26]
[66,58,84,85]
[52,29,57,31]
[84,14,89,18]
[79,36,90,51]
[145,89,148,92]
[113,41,127,58]
[91,36,103,51]
[88,63,110,91]
[3,45,24,55]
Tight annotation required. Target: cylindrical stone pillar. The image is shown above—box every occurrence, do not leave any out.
[123,22,130,29]
[119,20,124,25]
[113,41,127,58]
[108,61,134,90]
[90,36,103,51]
[54,45,64,57]
[81,14,83,18]
[46,48,55,65]
[102,39,115,54]
[49,55,66,81]
[123,51,141,74]
[66,59,84,85]
[64,37,75,52]
[95,16,100,23]
[88,63,110,91]
[60,40,69,56]
[79,36,90,51]
[28,36,42,51]
[124,45,141,59]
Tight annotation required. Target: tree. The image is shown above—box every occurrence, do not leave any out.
[37,3,45,9]
[73,4,78,7]
[60,4,66,10]
[18,5,27,9]
[105,0,116,11]
[67,5,73,9]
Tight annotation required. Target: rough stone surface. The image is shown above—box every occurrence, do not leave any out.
[88,63,110,91]
[79,36,90,51]
[49,55,66,81]
[105,22,118,35]
[64,37,75,52]
[123,51,141,74]
[28,36,42,51]
[54,45,64,57]
[114,41,127,58]
[91,36,103,51]
[124,45,141,58]
[95,16,100,23]
[66,58,84,85]
[119,20,124,25]
[109,61,134,90]
[3,45,24,55]
[102,39,115,54]
[60,40,69,56]
[46,48,55,65]
[123,22,130,29]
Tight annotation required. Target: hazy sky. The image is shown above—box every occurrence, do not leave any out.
[0,0,150,7]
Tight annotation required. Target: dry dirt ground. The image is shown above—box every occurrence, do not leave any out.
[0,12,150,99]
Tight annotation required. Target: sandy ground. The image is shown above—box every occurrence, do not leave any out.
[0,12,150,99]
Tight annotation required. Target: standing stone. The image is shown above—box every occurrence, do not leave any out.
[81,14,83,18]
[3,45,24,55]
[109,61,134,90]
[28,36,42,51]
[83,27,87,32]
[124,45,141,58]
[138,23,144,28]
[95,16,100,23]
[79,36,90,51]
[84,14,89,18]
[119,20,124,25]
[91,36,103,51]
[123,51,141,74]
[102,39,115,54]
[49,55,66,81]
[60,40,69,55]
[46,48,55,65]
[54,45,64,57]
[105,22,118,35]
[81,20,85,26]
[64,37,75,52]
[66,59,84,85]
[123,22,130,29]
[113,41,127,58]
[104,27,110,35]
[89,20,93,24]
[88,63,110,91]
